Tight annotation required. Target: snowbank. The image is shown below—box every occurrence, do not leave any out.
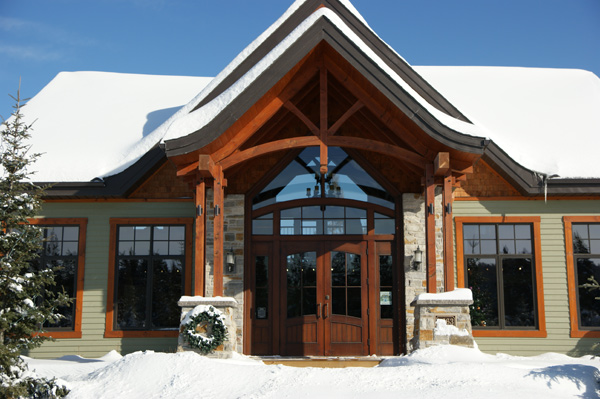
[24,346,600,398]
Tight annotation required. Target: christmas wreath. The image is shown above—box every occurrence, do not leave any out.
[181,305,228,355]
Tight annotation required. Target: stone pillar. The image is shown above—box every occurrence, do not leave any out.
[177,296,238,359]
[409,289,475,350]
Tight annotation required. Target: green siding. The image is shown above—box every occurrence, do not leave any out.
[454,199,600,357]
[27,201,194,359]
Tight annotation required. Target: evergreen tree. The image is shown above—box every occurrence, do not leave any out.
[0,88,69,398]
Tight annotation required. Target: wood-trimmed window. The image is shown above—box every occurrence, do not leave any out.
[105,218,193,338]
[456,217,546,338]
[28,218,87,339]
[564,216,600,338]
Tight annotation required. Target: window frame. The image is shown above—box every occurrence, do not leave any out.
[564,216,600,338]
[28,218,87,339]
[105,218,193,338]
[455,216,546,338]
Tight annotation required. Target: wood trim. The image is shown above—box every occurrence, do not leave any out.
[454,216,547,338]
[563,216,600,338]
[425,164,436,293]
[29,218,87,339]
[104,217,193,338]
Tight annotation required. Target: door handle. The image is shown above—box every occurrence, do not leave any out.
[324,303,329,319]
[317,303,321,319]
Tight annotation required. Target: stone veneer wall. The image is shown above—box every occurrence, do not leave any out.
[403,190,445,351]
[204,189,245,351]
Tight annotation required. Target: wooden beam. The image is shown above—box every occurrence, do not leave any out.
[220,136,321,170]
[443,174,454,292]
[212,164,225,297]
[425,164,436,293]
[327,136,426,168]
[194,178,206,296]
[328,100,363,136]
[212,63,319,163]
[177,161,200,178]
[320,64,328,175]
[324,55,429,156]
[434,152,450,176]
[283,101,319,136]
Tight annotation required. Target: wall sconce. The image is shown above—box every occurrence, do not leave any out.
[226,248,235,273]
[413,246,423,270]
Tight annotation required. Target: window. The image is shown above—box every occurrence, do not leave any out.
[105,218,193,338]
[455,217,546,337]
[564,216,600,338]
[28,218,87,339]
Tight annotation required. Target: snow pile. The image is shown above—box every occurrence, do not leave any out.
[433,319,470,337]
[24,346,600,398]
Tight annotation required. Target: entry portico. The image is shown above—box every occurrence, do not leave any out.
[163,7,483,355]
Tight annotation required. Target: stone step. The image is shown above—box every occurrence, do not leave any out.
[256,357,382,368]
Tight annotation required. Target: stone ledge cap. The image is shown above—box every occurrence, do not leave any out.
[410,298,474,307]
[178,296,238,307]
[410,288,473,307]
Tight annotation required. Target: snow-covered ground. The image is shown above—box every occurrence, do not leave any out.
[24,346,599,398]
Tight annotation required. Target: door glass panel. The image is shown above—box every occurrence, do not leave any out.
[286,252,316,318]
[255,256,268,319]
[347,288,361,318]
[331,251,361,318]
[379,254,393,319]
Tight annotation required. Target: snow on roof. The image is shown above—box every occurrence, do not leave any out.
[415,66,600,179]
[15,0,600,182]
[19,71,211,182]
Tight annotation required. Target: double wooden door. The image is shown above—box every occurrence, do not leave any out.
[280,241,368,356]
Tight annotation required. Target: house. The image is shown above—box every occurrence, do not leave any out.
[20,0,600,358]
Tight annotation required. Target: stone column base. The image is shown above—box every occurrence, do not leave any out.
[410,289,476,350]
[177,296,238,359]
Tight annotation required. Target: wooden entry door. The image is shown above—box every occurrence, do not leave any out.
[280,241,368,356]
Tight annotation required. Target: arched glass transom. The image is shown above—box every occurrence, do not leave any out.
[252,147,394,210]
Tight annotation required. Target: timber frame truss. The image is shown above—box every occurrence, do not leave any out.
[174,43,479,296]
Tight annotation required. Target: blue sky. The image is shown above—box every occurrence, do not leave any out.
[1,0,599,119]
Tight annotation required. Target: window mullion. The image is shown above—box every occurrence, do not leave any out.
[497,254,505,329]
[146,227,155,329]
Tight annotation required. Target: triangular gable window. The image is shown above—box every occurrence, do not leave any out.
[252,147,394,210]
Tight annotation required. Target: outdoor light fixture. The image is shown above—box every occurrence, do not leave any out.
[413,246,423,270]
[226,248,235,273]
